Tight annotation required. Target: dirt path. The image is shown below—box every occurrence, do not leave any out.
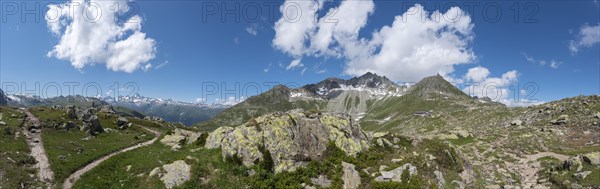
[21,110,55,188]
[62,126,161,189]
[509,152,569,189]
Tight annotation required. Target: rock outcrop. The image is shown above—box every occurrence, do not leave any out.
[82,115,103,135]
[206,109,370,173]
[160,129,202,150]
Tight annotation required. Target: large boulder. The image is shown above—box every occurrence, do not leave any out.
[510,119,523,126]
[206,110,370,173]
[375,163,417,182]
[76,108,95,121]
[149,160,191,189]
[82,115,103,135]
[551,115,569,125]
[116,117,129,129]
[160,129,201,150]
[65,105,77,119]
[342,162,361,189]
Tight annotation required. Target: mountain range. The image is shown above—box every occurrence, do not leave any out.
[1,73,598,189]
[194,72,505,131]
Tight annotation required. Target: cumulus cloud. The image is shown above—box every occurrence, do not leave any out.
[45,0,156,73]
[272,0,324,57]
[272,1,475,81]
[569,23,600,54]
[455,68,529,106]
[465,66,490,82]
[286,58,304,70]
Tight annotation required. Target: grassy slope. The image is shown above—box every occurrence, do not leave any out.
[73,138,246,189]
[29,107,156,185]
[0,107,42,188]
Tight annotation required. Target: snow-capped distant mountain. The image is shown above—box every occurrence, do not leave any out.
[6,94,108,107]
[299,72,407,99]
[106,94,228,125]
[103,93,233,109]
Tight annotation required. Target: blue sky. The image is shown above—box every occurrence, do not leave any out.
[0,0,598,106]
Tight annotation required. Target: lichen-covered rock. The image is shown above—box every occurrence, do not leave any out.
[160,129,201,150]
[206,110,370,173]
[551,114,569,125]
[511,119,523,126]
[582,152,600,165]
[205,126,234,149]
[376,163,417,182]
[152,160,191,189]
[376,138,392,147]
[342,162,361,189]
[451,129,471,138]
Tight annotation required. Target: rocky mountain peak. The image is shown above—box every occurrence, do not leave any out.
[0,88,7,105]
[302,72,400,96]
[408,74,469,100]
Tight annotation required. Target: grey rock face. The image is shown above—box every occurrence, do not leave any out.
[0,89,7,106]
[342,162,361,189]
[434,170,445,189]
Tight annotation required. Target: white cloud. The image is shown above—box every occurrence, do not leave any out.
[45,0,156,73]
[465,66,490,82]
[142,64,152,72]
[286,58,304,70]
[234,37,240,44]
[155,61,169,69]
[549,60,562,69]
[569,23,600,54]
[301,68,307,75]
[272,2,475,81]
[522,52,536,63]
[246,26,258,36]
[522,52,563,69]
[316,69,327,74]
[461,68,523,106]
[272,0,324,57]
[215,96,246,106]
